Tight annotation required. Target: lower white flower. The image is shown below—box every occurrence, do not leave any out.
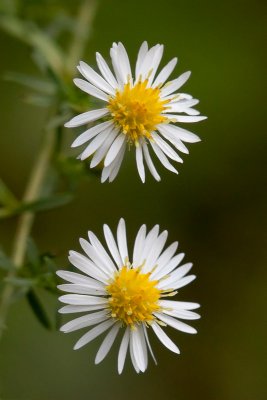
[57,219,200,373]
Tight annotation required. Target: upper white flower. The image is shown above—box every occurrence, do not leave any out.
[65,42,207,182]
[57,219,200,373]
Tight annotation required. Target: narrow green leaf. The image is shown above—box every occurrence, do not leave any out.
[4,72,55,94]
[26,238,40,272]
[26,290,52,330]
[0,250,15,271]
[4,277,36,287]
[19,193,74,213]
[0,178,18,208]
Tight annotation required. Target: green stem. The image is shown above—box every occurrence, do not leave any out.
[0,127,55,340]
[66,0,98,75]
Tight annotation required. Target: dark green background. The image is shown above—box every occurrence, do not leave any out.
[0,0,267,399]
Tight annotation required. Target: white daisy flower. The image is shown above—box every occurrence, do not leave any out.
[57,219,200,373]
[65,42,207,182]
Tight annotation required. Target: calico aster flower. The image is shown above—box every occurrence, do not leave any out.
[57,219,200,373]
[65,42,206,182]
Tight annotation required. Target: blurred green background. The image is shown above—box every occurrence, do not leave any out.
[0,0,267,399]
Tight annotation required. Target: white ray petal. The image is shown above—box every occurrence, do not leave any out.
[157,124,189,154]
[74,319,115,350]
[108,142,126,182]
[150,241,178,277]
[80,128,111,160]
[117,42,132,83]
[142,141,161,181]
[117,218,128,264]
[131,326,147,372]
[139,225,160,265]
[95,323,120,364]
[135,41,148,79]
[136,144,145,183]
[159,123,200,143]
[143,230,168,273]
[129,333,140,373]
[88,231,117,272]
[150,141,178,174]
[152,57,178,88]
[59,304,108,314]
[159,300,200,310]
[151,132,183,163]
[60,310,108,333]
[56,270,105,289]
[90,127,118,168]
[78,61,115,95]
[68,251,107,283]
[96,52,118,88]
[73,78,108,102]
[164,115,207,123]
[71,120,113,148]
[161,71,191,97]
[151,322,180,353]
[79,238,112,276]
[132,224,147,267]
[103,224,123,267]
[154,312,197,334]
[57,284,106,296]
[118,327,130,374]
[143,325,157,364]
[148,44,164,85]
[65,108,108,128]
[59,294,108,306]
[163,309,200,320]
[152,253,185,280]
[104,134,126,167]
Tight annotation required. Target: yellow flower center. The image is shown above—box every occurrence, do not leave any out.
[108,80,170,145]
[106,266,161,326]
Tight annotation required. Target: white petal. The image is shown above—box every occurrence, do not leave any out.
[165,262,193,283]
[163,309,200,320]
[68,251,107,283]
[139,225,159,265]
[154,312,197,334]
[117,42,132,83]
[148,44,164,85]
[90,127,118,168]
[104,134,126,167]
[58,283,106,296]
[152,58,178,88]
[65,108,108,128]
[151,322,180,353]
[78,61,115,95]
[56,270,105,289]
[110,44,125,87]
[88,231,117,272]
[59,304,107,314]
[151,241,178,277]
[80,127,112,160]
[184,107,200,116]
[108,141,126,182]
[166,99,199,113]
[159,300,200,310]
[159,274,196,291]
[60,310,108,333]
[152,253,185,280]
[95,323,120,364]
[132,224,147,267]
[150,141,178,174]
[157,124,189,154]
[143,325,157,364]
[143,230,168,273]
[164,114,207,123]
[74,319,115,350]
[73,78,108,102]
[96,52,118,88]
[159,123,200,143]
[103,224,123,268]
[161,71,191,97]
[136,144,145,183]
[79,238,111,277]
[59,294,108,306]
[129,333,140,373]
[138,44,160,81]
[117,218,128,264]
[135,41,148,79]
[142,141,161,181]
[131,327,147,372]
[71,120,113,148]
[151,132,183,163]
[118,327,130,374]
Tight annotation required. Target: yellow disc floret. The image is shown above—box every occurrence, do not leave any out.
[108,80,170,145]
[106,266,161,326]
